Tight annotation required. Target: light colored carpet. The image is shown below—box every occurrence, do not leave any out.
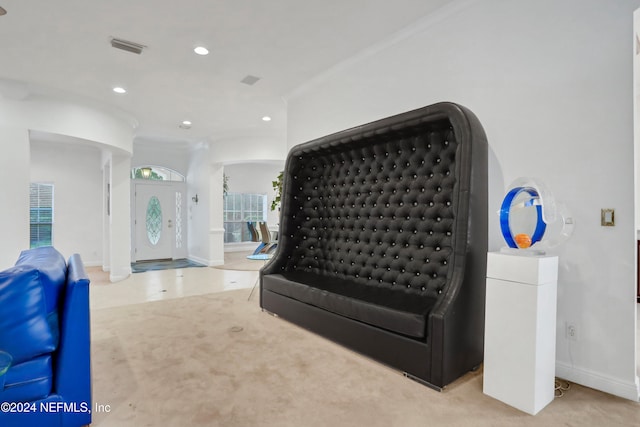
[90,289,640,427]
[213,251,266,271]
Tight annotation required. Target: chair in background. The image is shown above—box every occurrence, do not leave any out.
[258,222,277,254]
[246,222,260,242]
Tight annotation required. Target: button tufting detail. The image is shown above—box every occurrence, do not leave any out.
[281,124,458,300]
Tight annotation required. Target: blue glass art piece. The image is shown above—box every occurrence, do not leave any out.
[499,178,573,253]
[500,186,546,249]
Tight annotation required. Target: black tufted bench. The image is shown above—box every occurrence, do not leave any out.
[260,102,487,389]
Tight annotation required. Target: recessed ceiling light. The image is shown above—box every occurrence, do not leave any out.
[179,120,192,129]
[112,87,127,94]
[262,116,272,122]
[194,46,209,56]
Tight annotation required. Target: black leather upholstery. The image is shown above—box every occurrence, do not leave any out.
[261,102,487,389]
[281,120,456,299]
[262,272,437,337]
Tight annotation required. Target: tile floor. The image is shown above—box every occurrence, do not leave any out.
[88,265,258,310]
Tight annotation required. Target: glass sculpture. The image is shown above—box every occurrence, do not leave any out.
[499,178,573,254]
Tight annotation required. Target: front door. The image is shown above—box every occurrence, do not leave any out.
[134,184,175,261]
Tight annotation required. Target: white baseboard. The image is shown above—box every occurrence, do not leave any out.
[82,260,103,268]
[188,255,223,267]
[188,255,209,266]
[109,272,131,282]
[556,361,640,401]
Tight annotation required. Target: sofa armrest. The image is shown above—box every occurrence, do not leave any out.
[54,254,91,425]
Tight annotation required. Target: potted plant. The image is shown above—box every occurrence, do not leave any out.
[270,171,283,211]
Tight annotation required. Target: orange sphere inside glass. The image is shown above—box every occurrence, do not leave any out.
[514,233,532,249]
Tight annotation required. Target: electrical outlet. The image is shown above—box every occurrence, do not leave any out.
[566,323,578,341]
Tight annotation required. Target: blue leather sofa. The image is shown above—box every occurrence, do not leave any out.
[0,247,92,427]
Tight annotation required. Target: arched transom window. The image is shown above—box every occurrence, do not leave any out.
[131,166,185,182]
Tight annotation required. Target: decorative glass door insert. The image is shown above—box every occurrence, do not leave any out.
[146,196,162,245]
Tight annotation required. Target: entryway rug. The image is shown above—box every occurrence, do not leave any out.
[131,259,206,273]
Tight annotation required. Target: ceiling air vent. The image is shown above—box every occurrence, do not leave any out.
[110,37,146,55]
[240,75,261,86]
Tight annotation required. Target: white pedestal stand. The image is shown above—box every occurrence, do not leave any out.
[483,251,558,415]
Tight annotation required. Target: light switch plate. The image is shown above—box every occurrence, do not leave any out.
[601,209,615,226]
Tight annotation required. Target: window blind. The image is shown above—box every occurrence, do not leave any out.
[30,183,54,248]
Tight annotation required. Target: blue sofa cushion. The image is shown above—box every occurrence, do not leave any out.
[1,355,53,402]
[0,267,57,364]
[15,247,67,348]
[15,247,67,314]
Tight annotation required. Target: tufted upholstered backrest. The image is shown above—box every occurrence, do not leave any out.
[266,102,486,304]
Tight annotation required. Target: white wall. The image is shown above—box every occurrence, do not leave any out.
[30,140,103,266]
[187,144,229,267]
[212,135,288,164]
[287,0,640,400]
[101,154,111,272]
[0,93,135,154]
[224,162,284,230]
[0,127,30,269]
[209,162,225,266]
[187,143,211,265]
[108,153,132,281]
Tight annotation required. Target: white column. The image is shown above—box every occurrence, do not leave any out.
[0,127,30,269]
[186,143,210,265]
[483,252,559,415]
[108,153,131,281]
[208,162,224,266]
